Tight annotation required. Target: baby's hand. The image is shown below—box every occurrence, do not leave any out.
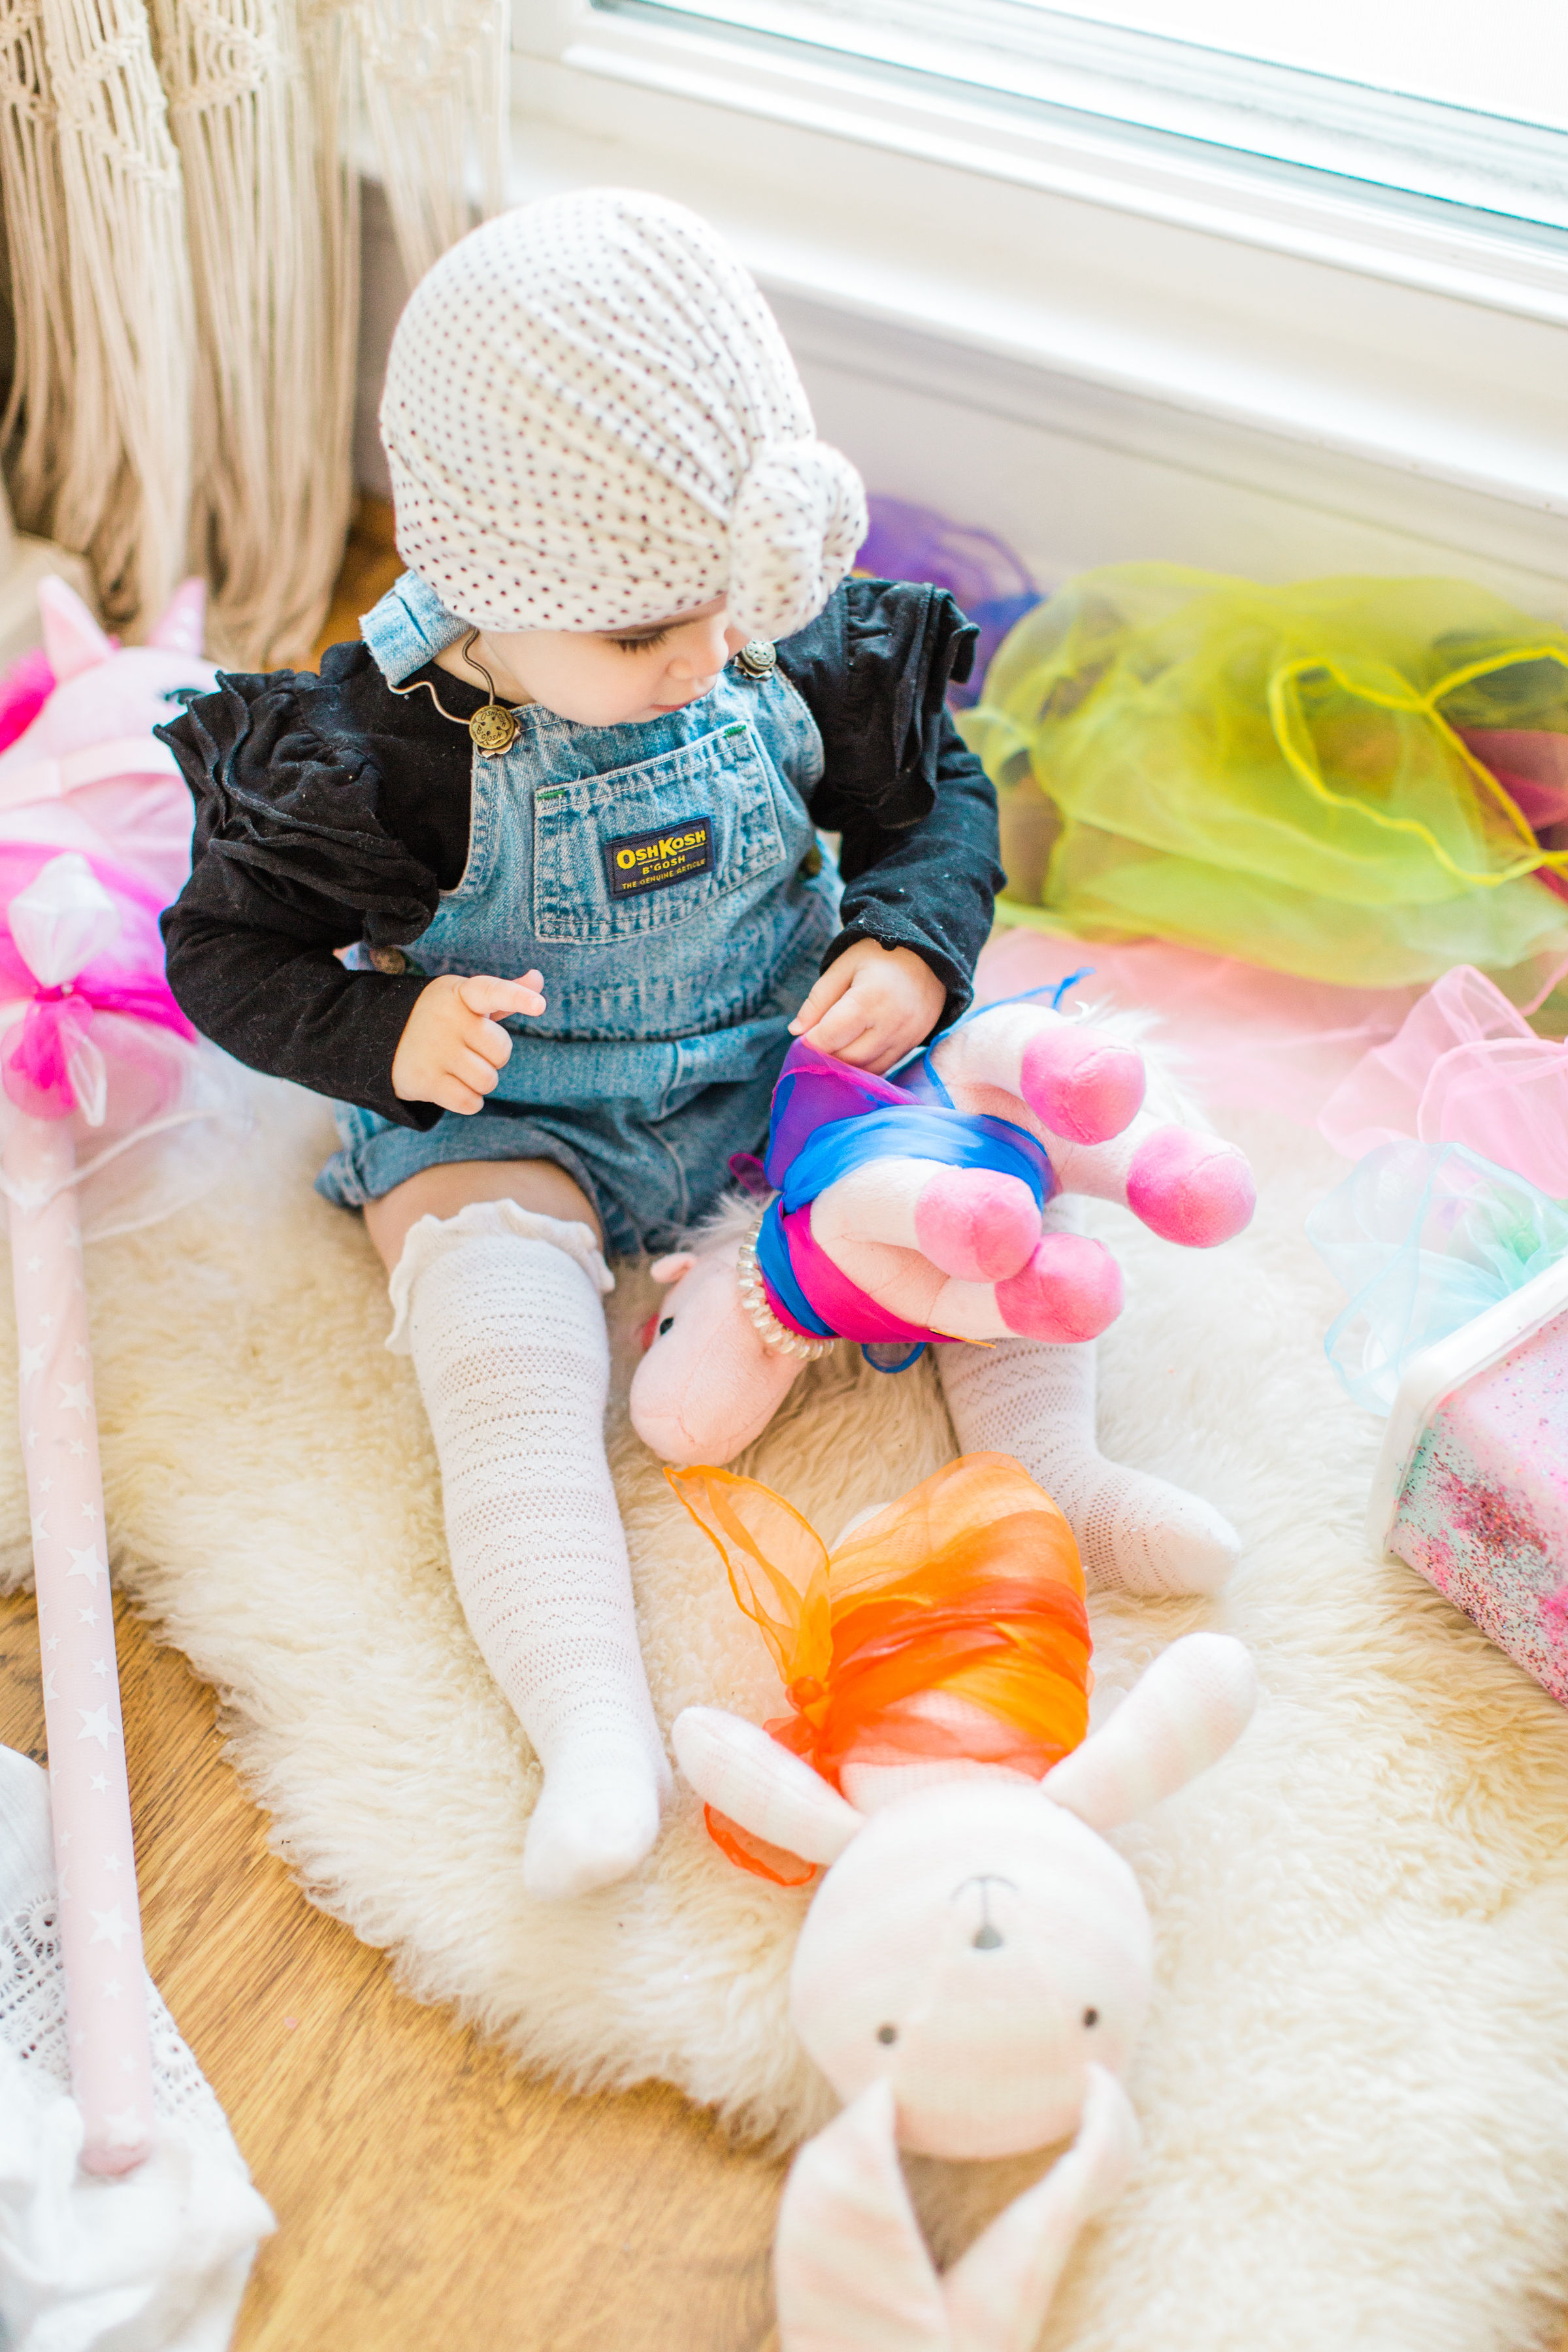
[391,972,546,1114]
[788,939,946,1075]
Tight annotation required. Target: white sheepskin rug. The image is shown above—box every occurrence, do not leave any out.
[3,1051,1568,2352]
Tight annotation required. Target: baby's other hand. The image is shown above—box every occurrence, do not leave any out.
[788,939,946,1075]
[391,971,546,1115]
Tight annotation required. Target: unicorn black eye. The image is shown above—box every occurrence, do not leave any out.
[876,2023,898,2046]
[658,1316,674,1336]
[1083,2007,1098,2028]
[161,685,201,707]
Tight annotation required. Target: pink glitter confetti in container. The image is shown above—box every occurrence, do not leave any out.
[1369,1257,1568,1703]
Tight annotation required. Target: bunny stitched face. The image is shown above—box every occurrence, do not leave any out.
[789,1779,1153,2161]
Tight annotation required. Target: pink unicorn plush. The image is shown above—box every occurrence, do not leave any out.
[0,575,214,902]
[631,996,1254,1448]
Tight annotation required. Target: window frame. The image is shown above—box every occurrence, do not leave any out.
[505,0,1568,572]
[582,0,1568,227]
[515,0,1568,325]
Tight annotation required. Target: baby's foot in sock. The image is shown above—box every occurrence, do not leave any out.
[523,1733,672,1902]
[1075,1462,1241,1598]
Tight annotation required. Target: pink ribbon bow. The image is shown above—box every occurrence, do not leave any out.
[0,847,192,1125]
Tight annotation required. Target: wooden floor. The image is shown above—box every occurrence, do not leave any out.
[0,1586,785,2351]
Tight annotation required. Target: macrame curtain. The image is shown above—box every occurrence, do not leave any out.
[0,0,510,666]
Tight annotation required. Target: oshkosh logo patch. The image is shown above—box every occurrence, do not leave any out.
[602,816,714,899]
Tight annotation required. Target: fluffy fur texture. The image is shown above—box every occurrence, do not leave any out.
[3,1070,1568,2349]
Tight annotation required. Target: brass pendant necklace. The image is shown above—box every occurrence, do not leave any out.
[387,629,520,757]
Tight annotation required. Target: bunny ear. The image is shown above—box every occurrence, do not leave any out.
[673,1707,862,1867]
[1041,1633,1257,1833]
[38,576,114,682]
[941,2065,1138,2350]
[775,2081,950,2352]
[144,576,206,657]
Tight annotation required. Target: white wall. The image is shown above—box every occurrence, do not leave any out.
[777,295,1568,615]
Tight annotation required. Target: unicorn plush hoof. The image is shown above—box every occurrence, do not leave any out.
[1126,1128,1256,1249]
[913,1166,1041,1282]
[996,1231,1122,1341]
[1019,1024,1147,1144]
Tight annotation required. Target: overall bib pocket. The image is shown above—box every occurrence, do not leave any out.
[531,721,787,945]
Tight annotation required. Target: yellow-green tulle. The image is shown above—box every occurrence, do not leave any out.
[960,564,1568,992]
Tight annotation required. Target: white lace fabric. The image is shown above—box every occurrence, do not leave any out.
[385,1198,613,1353]
[0,1745,274,2352]
[1,1884,221,2142]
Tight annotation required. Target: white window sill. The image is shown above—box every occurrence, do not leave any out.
[550,3,1568,314]
[508,45,1568,521]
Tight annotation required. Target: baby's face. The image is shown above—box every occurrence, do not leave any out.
[467,597,751,727]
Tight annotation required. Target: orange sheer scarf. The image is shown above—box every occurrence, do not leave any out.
[668,1453,1092,1884]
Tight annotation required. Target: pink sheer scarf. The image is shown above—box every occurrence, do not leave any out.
[0,842,192,1126]
[1317,963,1568,1196]
[975,926,1421,1126]
[778,1203,949,1350]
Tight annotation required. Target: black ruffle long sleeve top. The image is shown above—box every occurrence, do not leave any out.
[158,578,1004,1131]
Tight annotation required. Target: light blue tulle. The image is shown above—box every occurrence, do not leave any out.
[1306,1139,1568,1413]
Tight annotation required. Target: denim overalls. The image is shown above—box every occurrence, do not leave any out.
[316,579,841,1254]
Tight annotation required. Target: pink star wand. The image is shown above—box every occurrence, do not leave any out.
[2,848,203,2174]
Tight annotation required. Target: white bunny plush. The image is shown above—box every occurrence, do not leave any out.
[668,1460,1257,2352]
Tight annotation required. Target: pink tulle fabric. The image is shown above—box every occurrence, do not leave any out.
[0,844,192,1123]
[974,926,1422,1126]
[1317,963,1568,1196]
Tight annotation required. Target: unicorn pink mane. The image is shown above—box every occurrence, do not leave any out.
[0,649,57,757]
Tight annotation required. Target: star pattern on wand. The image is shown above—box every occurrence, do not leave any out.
[89,1903,130,1951]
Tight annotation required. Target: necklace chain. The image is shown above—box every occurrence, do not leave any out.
[387,629,519,757]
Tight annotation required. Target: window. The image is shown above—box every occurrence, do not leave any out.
[512,0,1568,567]
[580,0,1568,228]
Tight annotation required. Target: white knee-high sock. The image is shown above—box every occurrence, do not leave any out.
[936,1323,1241,1597]
[389,1202,670,1900]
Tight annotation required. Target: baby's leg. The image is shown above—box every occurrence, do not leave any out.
[385,1189,670,1900]
[936,1204,1241,1597]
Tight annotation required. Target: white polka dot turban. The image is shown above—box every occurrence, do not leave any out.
[380,187,868,642]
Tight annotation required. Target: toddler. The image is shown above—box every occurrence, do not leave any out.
[160,189,1002,1899]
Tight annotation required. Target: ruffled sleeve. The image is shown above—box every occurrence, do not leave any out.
[159,664,442,949]
[157,662,445,1128]
[777,578,981,832]
[777,580,1000,1028]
